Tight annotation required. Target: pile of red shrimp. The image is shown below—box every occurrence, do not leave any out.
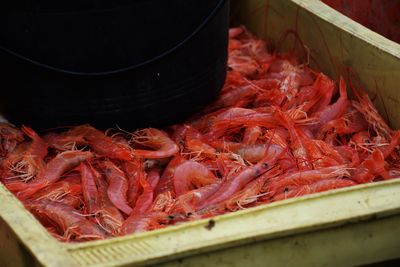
[1,27,400,242]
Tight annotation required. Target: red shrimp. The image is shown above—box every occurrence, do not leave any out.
[79,162,99,214]
[352,92,393,141]
[210,108,276,138]
[4,126,47,183]
[154,156,186,196]
[317,108,368,141]
[184,126,217,159]
[312,77,349,130]
[27,200,106,241]
[276,109,312,169]
[228,50,260,76]
[119,212,168,235]
[131,175,155,215]
[171,181,223,214]
[99,160,132,215]
[273,179,357,201]
[173,160,217,196]
[305,139,346,168]
[229,27,244,38]
[267,165,350,196]
[351,132,400,183]
[151,157,186,212]
[70,125,132,161]
[43,131,87,151]
[334,145,361,167]
[198,158,273,209]
[130,128,179,159]
[0,122,24,156]
[211,140,287,164]
[225,167,281,211]
[121,160,143,208]
[206,85,257,111]
[95,175,124,235]
[243,126,262,145]
[300,73,335,114]
[34,180,82,204]
[8,151,94,200]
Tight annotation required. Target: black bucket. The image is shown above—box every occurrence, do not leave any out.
[0,0,229,130]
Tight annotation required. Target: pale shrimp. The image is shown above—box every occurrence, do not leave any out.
[130,128,179,159]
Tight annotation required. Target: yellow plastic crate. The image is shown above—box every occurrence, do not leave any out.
[1,0,400,266]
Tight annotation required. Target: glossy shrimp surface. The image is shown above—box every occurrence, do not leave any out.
[1,26,400,242]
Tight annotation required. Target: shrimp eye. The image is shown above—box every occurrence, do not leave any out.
[284,188,289,192]
[262,162,269,168]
